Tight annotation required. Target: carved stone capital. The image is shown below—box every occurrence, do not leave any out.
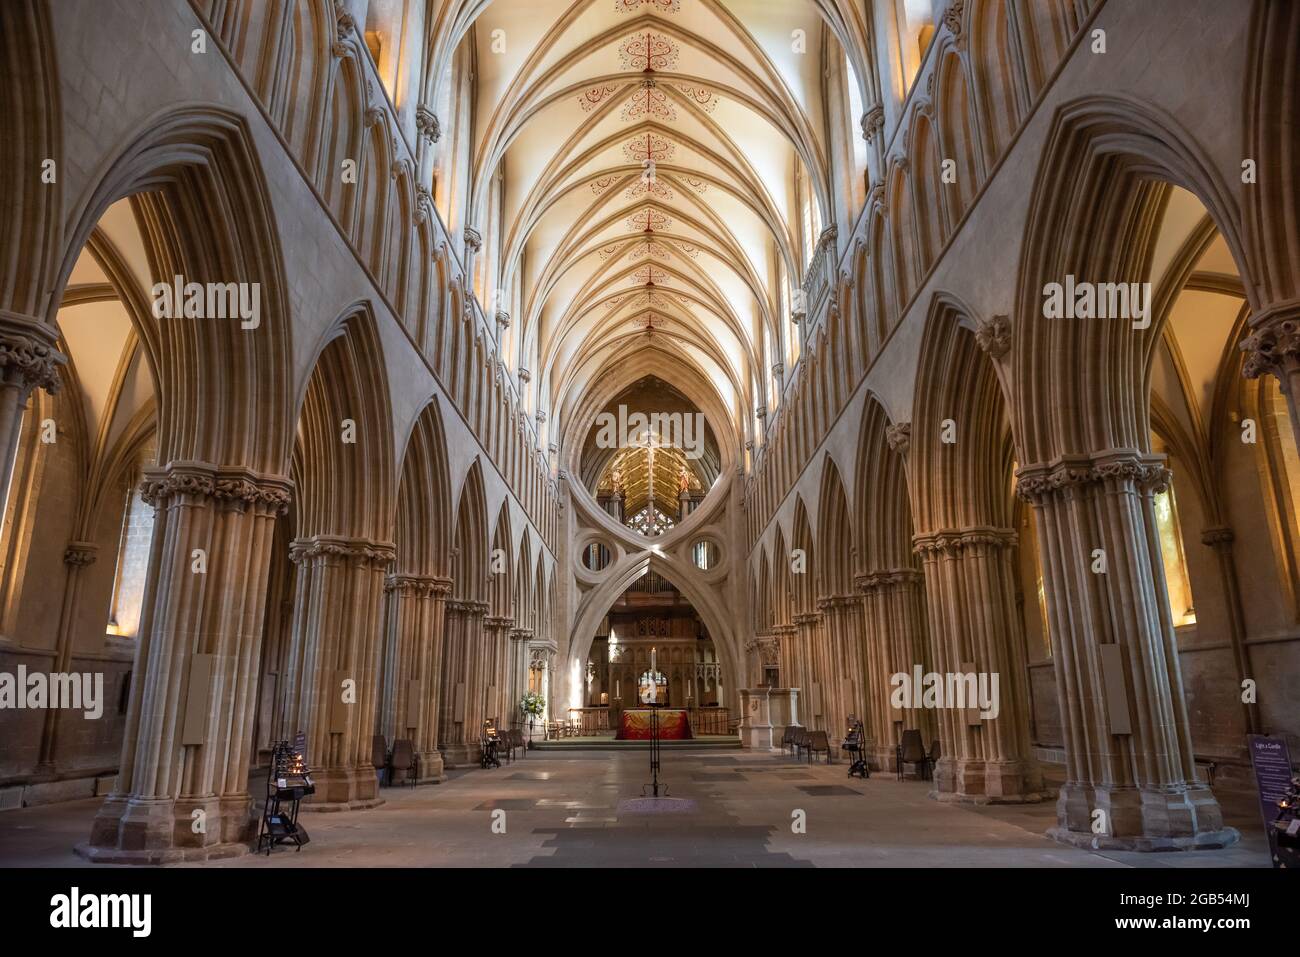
[1200,525,1235,548]
[495,310,510,328]
[885,421,911,455]
[140,461,293,514]
[289,535,396,568]
[517,367,531,383]
[913,526,1017,556]
[463,226,483,253]
[63,541,99,567]
[744,634,780,667]
[942,0,967,45]
[1015,450,1171,503]
[334,1,355,35]
[1241,301,1300,389]
[861,104,885,144]
[816,593,859,612]
[384,573,453,598]
[975,313,1010,360]
[855,568,924,593]
[0,314,65,394]
[415,105,442,143]
[415,184,433,224]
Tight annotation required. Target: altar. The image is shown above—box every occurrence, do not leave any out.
[616,708,693,740]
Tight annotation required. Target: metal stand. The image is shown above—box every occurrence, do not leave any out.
[843,718,869,780]
[641,704,669,797]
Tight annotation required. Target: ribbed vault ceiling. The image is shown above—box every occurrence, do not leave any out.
[454,0,842,452]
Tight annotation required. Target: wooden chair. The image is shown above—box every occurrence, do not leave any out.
[371,734,389,787]
[390,738,416,786]
[781,725,799,754]
[897,729,929,781]
[805,730,832,764]
[793,728,810,759]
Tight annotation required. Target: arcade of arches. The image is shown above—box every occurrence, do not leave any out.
[0,0,1297,866]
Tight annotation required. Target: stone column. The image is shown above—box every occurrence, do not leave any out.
[438,599,488,766]
[1017,452,1235,849]
[1242,306,1300,452]
[437,600,468,765]
[35,541,99,773]
[913,528,1043,802]
[856,568,933,771]
[815,595,864,741]
[1200,525,1259,734]
[508,627,533,732]
[81,463,290,863]
[380,574,452,783]
[792,611,824,728]
[281,535,394,811]
[483,615,514,727]
[773,622,798,710]
[0,314,63,502]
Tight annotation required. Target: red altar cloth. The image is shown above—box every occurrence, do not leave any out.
[617,708,693,740]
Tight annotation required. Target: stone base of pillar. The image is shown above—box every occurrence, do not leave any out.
[1048,782,1239,851]
[416,750,444,784]
[439,743,481,768]
[78,794,256,864]
[931,758,1047,804]
[869,745,896,772]
[301,766,384,812]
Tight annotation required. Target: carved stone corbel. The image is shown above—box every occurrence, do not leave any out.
[885,421,911,455]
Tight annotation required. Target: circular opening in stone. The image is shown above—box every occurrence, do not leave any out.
[690,540,720,570]
[581,542,612,571]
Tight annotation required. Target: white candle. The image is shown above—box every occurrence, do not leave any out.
[616,679,620,698]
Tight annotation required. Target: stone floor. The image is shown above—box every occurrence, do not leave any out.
[0,749,1271,867]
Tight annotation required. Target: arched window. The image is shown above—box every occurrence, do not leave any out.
[105,483,155,638]
[1153,482,1196,628]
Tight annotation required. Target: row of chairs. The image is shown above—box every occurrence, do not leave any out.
[490,727,527,763]
[370,727,530,783]
[897,729,941,781]
[781,726,833,764]
[778,725,942,779]
[546,719,584,739]
[372,735,417,787]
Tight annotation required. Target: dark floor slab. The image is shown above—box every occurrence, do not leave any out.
[796,785,863,797]
[690,772,748,782]
[473,798,538,810]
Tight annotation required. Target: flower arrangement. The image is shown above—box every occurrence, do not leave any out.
[519,690,545,717]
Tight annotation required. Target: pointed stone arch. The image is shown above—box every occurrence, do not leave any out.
[910,291,1040,803]
[564,550,741,710]
[55,107,296,475]
[291,303,395,543]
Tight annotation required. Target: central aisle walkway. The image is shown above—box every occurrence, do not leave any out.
[0,749,1270,868]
